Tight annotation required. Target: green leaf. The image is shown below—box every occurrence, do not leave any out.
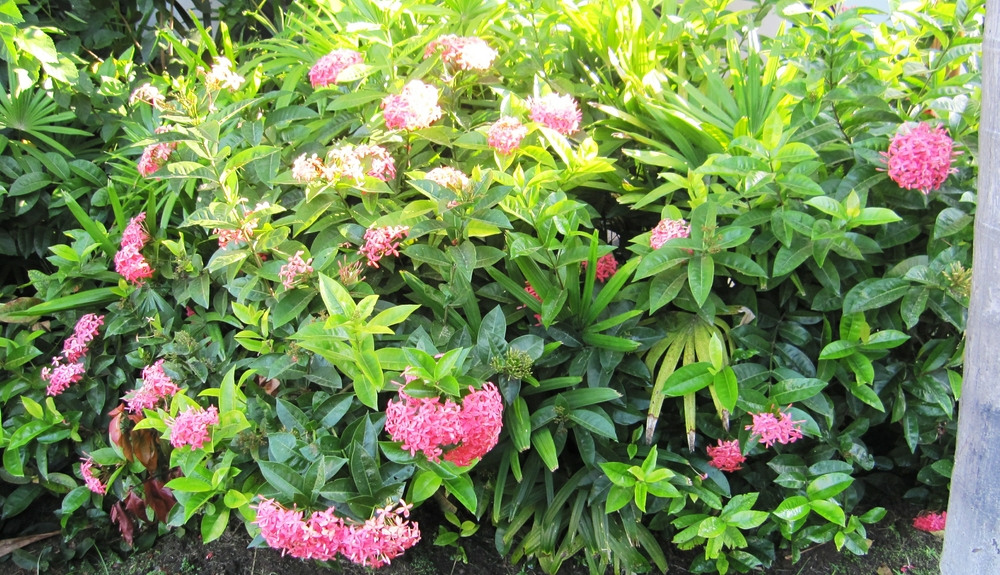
[771,378,827,404]
[443,474,477,513]
[809,499,846,526]
[508,397,531,451]
[370,305,419,327]
[852,208,901,227]
[164,477,212,493]
[688,254,714,307]
[409,470,442,504]
[567,409,617,439]
[773,496,811,521]
[319,273,355,316]
[635,247,691,280]
[843,278,910,315]
[354,349,383,409]
[258,460,305,499]
[201,507,230,543]
[698,516,728,538]
[934,208,973,239]
[531,427,559,471]
[713,252,767,278]
[606,485,632,514]
[806,473,853,500]
[9,288,118,317]
[714,367,738,412]
[774,142,817,164]
[662,363,715,397]
[773,241,813,276]
[819,340,857,360]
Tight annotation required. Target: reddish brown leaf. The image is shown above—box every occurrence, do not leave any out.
[131,429,159,472]
[110,501,136,546]
[143,478,176,524]
[108,404,133,462]
[124,491,147,523]
[0,531,60,556]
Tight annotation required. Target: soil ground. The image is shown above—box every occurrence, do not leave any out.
[2,499,941,575]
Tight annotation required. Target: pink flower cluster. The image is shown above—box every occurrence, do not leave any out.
[424,35,498,71]
[114,212,155,285]
[254,499,420,567]
[425,166,469,191]
[382,81,443,131]
[137,140,176,178]
[130,83,165,109]
[360,225,409,268]
[527,93,582,135]
[882,123,958,193]
[310,49,364,88]
[280,251,314,289]
[385,383,503,466]
[168,405,219,450]
[42,314,104,396]
[292,144,396,184]
[488,116,528,155]
[213,203,268,249]
[745,409,804,448]
[913,511,946,533]
[125,359,180,413]
[706,439,745,473]
[649,217,691,250]
[582,253,618,282]
[80,456,106,495]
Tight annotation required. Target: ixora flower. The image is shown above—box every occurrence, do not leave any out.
[203,57,244,91]
[381,81,443,131]
[706,439,745,473]
[425,166,470,191]
[137,138,176,178]
[649,217,691,250]
[80,456,106,495]
[913,511,946,533]
[125,359,180,413]
[129,83,165,108]
[167,405,219,450]
[882,123,959,193]
[527,93,582,135]
[487,116,528,155]
[745,409,804,448]
[582,253,618,282]
[424,35,498,71]
[280,251,314,289]
[254,498,420,567]
[360,225,409,268]
[309,49,364,88]
[42,313,104,396]
[385,383,504,467]
[293,145,396,185]
[42,361,87,397]
[115,212,154,285]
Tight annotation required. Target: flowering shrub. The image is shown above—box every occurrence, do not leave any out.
[0,0,982,573]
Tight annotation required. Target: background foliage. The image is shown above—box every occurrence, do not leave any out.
[0,0,981,573]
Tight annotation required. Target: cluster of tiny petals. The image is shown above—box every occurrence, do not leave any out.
[649,217,691,250]
[913,511,946,532]
[280,251,314,289]
[126,359,180,413]
[115,213,155,285]
[745,409,804,448]
[129,83,165,108]
[424,35,498,71]
[254,499,419,567]
[42,361,87,396]
[360,226,409,268]
[168,405,219,450]
[488,116,528,155]
[309,49,364,88]
[204,57,244,91]
[582,253,618,282]
[293,145,395,184]
[80,457,106,495]
[706,439,745,473]
[385,392,463,461]
[527,93,582,135]
[425,166,470,191]
[882,123,958,193]
[137,138,177,178]
[444,383,504,467]
[382,81,443,131]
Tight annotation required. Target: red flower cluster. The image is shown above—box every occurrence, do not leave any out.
[114,212,154,285]
[913,511,946,533]
[137,127,176,178]
[167,405,219,450]
[125,359,180,414]
[745,409,804,448]
[582,253,618,282]
[309,49,364,88]
[42,313,104,396]
[385,383,504,467]
[882,123,958,193]
[254,499,419,568]
[706,439,745,472]
[80,456,106,495]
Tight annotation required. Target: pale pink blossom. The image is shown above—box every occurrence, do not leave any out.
[913,512,946,533]
[882,123,958,193]
[338,260,366,286]
[649,218,691,250]
[214,227,250,249]
[527,93,582,135]
[61,314,104,363]
[130,83,165,108]
[204,57,244,91]
[125,359,180,413]
[121,212,150,248]
[296,145,396,185]
[354,144,396,181]
[360,226,409,268]
[582,253,618,282]
[292,153,325,183]
[706,439,745,473]
[488,116,528,154]
[745,409,804,448]
[280,251,314,289]
[42,361,87,396]
[168,405,219,450]
[310,49,364,88]
[424,35,498,71]
[137,140,176,178]
[425,166,469,191]
[385,392,463,461]
[80,457,106,495]
[253,499,419,567]
[382,81,443,131]
[444,383,504,467]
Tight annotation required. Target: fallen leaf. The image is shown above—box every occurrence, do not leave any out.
[0,531,60,557]
[877,565,893,575]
